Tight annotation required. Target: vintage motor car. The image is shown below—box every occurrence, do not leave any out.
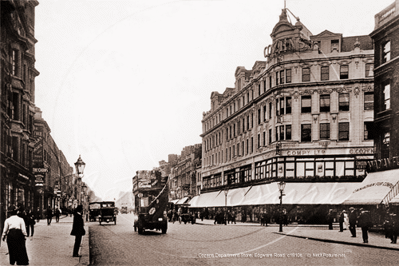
[98,201,117,225]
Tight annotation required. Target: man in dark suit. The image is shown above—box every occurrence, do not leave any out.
[349,207,357,237]
[46,206,53,225]
[358,209,372,243]
[71,205,85,257]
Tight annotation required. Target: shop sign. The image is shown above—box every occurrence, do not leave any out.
[35,174,44,186]
[33,168,48,173]
[349,148,374,154]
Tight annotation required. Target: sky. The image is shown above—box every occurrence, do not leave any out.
[34,0,394,201]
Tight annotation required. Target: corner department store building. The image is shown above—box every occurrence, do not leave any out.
[190,8,375,223]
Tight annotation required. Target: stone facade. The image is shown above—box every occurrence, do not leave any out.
[201,8,374,192]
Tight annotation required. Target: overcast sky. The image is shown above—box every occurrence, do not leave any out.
[34,0,393,201]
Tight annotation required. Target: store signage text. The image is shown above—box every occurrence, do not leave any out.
[354,182,394,193]
[33,168,48,173]
[286,150,326,156]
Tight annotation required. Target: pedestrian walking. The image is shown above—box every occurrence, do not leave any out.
[231,210,236,224]
[357,209,372,243]
[389,213,399,244]
[55,208,61,223]
[26,208,36,237]
[2,206,29,265]
[70,205,86,257]
[339,210,345,232]
[349,207,357,237]
[35,207,41,223]
[46,206,53,225]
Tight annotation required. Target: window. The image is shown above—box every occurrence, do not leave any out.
[320,123,330,140]
[286,125,292,140]
[258,84,261,97]
[364,122,374,140]
[279,125,285,141]
[276,99,280,116]
[275,126,279,141]
[286,69,292,83]
[257,134,260,148]
[383,41,391,63]
[383,83,390,110]
[321,66,329,81]
[286,97,292,114]
[247,115,249,130]
[340,65,349,79]
[331,39,339,52]
[301,95,312,113]
[269,129,272,144]
[263,131,266,146]
[280,98,285,115]
[263,105,267,121]
[11,50,18,76]
[364,92,374,110]
[365,63,374,77]
[302,67,310,82]
[280,70,284,85]
[269,75,272,88]
[276,72,279,86]
[320,94,330,112]
[301,124,311,142]
[339,93,350,111]
[246,139,249,154]
[339,122,349,141]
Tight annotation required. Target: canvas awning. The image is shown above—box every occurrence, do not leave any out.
[175,197,189,205]
[343,169,399,205]
[170,199,179,204]
[190,181,359,207]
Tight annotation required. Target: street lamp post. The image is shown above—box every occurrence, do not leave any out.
[278,181,286,232]
[74,155,86,206]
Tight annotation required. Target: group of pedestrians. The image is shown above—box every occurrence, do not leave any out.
[341,207,373,244]
[1,204,86,265]
[383,211,399,244]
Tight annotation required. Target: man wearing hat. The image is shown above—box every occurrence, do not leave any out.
[349,207,357,237]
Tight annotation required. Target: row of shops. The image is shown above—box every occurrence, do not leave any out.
[172,168,399,225]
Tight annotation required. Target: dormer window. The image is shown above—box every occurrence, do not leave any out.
[331,39,339,52]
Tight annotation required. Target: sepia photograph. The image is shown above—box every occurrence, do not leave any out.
[1,0,399,265]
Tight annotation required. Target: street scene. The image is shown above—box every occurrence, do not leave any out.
[2,0,399,265]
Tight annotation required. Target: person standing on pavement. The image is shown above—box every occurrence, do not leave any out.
[55,208,61,223]
[46,206,52,225]
[326,209,334,230]
[26,208,36,237]
[71,205,86,257]
[2,206,29,265]
[357,209,372,243]
[35,207,41,223]
[389,213,399,244]
[338,210,345,232]
[349,207,357,237]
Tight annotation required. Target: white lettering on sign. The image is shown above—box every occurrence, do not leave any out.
[349,148,373,154]
[286,150,326,156]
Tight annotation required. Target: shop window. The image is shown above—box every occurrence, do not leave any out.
[320,123,330,140]
[301,95,312,113]
[302,67,310,82]
[383,41,391,63]
[286,69,292,83]
[321,66,329,81]
[286,97,292,114]
[296,162,305,178]
[320,94,330,112]
[340,65,349,79]
[383,83,391,110]
[306,162,314,177]
[339,93,350,111]
[364,92,374,110]
[364,122,374,140]
[286,162,295,178]
[301,124,312,142]
[339,122,349,141]
[365,63,374,77]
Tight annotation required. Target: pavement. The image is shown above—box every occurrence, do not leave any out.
[196,219,399,251]
[0,215,89,266]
